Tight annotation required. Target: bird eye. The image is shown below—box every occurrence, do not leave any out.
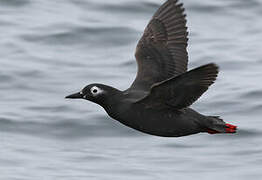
[90,86,103,96]
[92,89,98,93]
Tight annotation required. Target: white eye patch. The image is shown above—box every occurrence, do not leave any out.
[90,86,103,96]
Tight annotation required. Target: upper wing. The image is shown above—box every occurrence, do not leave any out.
[130,0,188,91]
[137,63,219,109]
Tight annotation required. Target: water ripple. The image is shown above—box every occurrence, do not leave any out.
[20,26,138,46]
[0,0,30,7]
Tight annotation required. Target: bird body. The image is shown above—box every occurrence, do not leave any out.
[107,101,207,137]
[66,0,237,137]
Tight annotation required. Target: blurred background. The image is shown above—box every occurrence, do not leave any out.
[0,0,262,179]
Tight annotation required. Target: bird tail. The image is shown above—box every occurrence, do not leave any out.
[206,116,237,134]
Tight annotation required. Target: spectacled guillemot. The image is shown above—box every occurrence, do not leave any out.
[66,0,237,137]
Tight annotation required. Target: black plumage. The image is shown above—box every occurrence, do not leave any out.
[66,0,237,137]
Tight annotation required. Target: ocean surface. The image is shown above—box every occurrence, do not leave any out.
[1,0,262,179]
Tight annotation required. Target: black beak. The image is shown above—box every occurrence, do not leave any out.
[65,92,83,99]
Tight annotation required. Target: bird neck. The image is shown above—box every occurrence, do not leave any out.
[101,89,125,119]
[98,87,122,107]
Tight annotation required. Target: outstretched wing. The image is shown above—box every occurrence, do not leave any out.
[137,64,219,109]
[130,0,188,91]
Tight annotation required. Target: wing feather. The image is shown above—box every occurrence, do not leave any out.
[129,0,188,92]
[137,63,219,109]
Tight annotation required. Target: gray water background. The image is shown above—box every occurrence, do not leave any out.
[1,0,262,179]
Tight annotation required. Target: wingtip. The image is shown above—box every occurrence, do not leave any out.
[202,63,220,73]
[177,3,184,8]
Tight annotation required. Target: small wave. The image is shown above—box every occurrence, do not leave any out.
[228,0,261,9]
[240,90,262,99]
[187,3,227,14]
[0,0,30,7]
[78,1,159,15]
[236,128,262,138]
[0,116,141,140]
[162,142,203,149]
[20,26,138,47]
[0,72,15,83]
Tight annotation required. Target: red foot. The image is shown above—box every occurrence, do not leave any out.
[225,123,237,133]
[207,123,237,134]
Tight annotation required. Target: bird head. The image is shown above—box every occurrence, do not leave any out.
[66,84,121,107]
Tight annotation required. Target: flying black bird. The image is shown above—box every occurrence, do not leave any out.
[66,0,237,137]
